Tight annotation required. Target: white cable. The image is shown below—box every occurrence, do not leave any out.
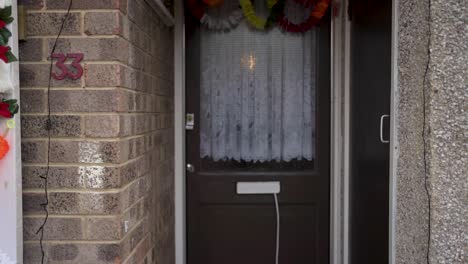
[273,193,280,264]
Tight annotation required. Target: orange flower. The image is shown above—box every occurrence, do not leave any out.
[0,136,9,160]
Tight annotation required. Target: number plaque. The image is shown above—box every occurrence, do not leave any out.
[51,53,84,80]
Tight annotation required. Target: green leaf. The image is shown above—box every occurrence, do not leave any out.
[0,6,12,21]
[5,99,19,115]
[12,105,19,115]
[6,50,17,62]
[9,103,18,115]
[0,29,6,43]
[2,16,13,24]
[0,27,12,44]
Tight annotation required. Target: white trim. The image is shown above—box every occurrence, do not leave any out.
[145,0,175,26]
[343,1,352,262]
[330,1,352,263]
[389,0,399,263]
[330,7,339,264]
[330,1,347,263]
[330,1,352,262]
[174,0,185,263]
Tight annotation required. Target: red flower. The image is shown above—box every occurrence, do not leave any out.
[0,45,9,63]
[0,102,12,118]
[0,20,6,29]
[278,0,329,33]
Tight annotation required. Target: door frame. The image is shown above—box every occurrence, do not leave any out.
[173,0,400,263]
[389,0,399,263]
[330,1,351,263]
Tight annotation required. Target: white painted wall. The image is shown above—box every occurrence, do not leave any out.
[0,1,23,263]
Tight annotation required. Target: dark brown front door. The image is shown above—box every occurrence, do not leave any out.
[349,0,392,263]
[185,9,331,264]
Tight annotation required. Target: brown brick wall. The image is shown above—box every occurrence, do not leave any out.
[19,0,174,263]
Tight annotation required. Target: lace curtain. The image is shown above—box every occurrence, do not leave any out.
[199,0,318,162]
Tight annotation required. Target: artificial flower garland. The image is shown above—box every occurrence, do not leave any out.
[187,0,244,30]
[0,5,17,63]
[278,0,330,32]
[0,4,16,160]
[239,0,280,30]
[188,0,329,32]
[0,5,17,93]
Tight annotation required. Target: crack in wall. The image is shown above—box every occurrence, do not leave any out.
[422,1,432,264]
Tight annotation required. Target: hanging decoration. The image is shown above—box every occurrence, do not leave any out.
[0,4,17,94]
[188,0,329,32]
[239,0,281,30]
[0,98,18,118]
[0,5,17,63]
[187,0,244,30]
[278,0,330,32]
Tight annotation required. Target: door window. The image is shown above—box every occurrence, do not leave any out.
[198,0,320,170]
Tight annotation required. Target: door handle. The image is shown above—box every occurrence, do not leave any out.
[380,115,390,144]
[186,163,195,173]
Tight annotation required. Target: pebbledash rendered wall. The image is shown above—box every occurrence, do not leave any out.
[19,0,174,263]
[395,0,467,263]
[16,0,466,264]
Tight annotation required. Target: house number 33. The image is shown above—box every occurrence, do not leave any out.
[51,53,84,80]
